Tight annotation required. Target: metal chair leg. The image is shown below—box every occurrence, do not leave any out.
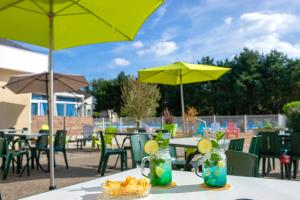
[63,150,69,169]
[97,154,104,173]
[101,155,109,176]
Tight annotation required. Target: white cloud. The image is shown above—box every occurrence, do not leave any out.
[137,41,178,57]
[239,12,299,34]
[224,17,233,25]
[132,41,143,49]
[176,11,300,60]
[245,34,300,58]
[152,5,167,27]
[161,27,179,41]
[112,58,130,66]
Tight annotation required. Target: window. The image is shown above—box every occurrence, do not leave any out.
[66,104,76,116]
[31,94,83,117]
[31,94,48,116]
[56,103,64,116]
[56,95,82,117]
[31,103,38,116]
[56,96,80,102]
[32,94,47,100]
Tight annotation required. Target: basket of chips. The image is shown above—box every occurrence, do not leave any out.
[102,176,151,199]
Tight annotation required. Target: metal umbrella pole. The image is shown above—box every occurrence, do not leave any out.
[48,0,56,190]
[179,69,186,136]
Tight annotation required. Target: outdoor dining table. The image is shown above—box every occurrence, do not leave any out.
[111,132,153,168]
[20,168,300,200]
[114,132,153,149]
[3,132,48,172]
[169,137,230,149]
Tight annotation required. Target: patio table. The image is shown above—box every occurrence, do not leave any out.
[3,132,48,172]
[112,132,153,168]
[170,137,230,149]
[20,168,300,200]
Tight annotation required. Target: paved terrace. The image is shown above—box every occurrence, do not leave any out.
[0,134,299,200]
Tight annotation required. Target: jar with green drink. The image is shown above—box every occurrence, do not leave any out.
[141,131,172,186]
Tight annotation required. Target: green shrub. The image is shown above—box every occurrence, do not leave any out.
[93,111,100,118]
[283,101,300,131]
[263,119,273,129]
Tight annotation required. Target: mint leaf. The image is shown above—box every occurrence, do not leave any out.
[211,139,219,148]
[216,131,225,141]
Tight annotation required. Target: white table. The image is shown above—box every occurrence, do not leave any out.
[4,132,45,139]
[21,168,300,200]
[170,137,230,149]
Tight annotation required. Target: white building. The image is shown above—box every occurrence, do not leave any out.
[0,39,94,135]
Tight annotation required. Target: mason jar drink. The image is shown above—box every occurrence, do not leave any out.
[141,132,172,186]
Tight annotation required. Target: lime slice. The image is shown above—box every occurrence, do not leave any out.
[214,170,221,177]
[197,138,213,154]
[205,168,211,177]
[217,160,225,168]
[155,166,164,177]
[144,140,159,154]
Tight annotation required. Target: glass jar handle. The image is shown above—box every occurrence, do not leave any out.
[195,156,204,178]
[141,156,149,177]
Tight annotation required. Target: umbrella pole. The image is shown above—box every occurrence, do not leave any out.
[180,71,186,136]
[48,1,56,190]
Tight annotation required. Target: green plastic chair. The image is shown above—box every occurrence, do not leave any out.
[290,131,300,179]
[0,134,30,180]
[0,137,4,171]
[97,131,127,176]
[129,134,148,168]
[258,131,283,176]
[34,130,49,171]
[228,138,244,151]
[163,124,177,137]
[226,150,259,177]
[249,135,262,156]
[53,130,69,169]
[37,130,69,170]
[169,146,186,170]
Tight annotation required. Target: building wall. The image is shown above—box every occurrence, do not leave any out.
[0,69,31,130]
[31,116,93,136]
[0,44,48,73]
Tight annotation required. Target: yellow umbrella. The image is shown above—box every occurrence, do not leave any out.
[138,62,230,134]
[0,0,163,189]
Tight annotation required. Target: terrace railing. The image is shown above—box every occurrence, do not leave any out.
[93,114,286,134]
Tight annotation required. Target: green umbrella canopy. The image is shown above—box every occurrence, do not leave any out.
[0,0,164,190]
[0,0,164,49]
[138,62,231,85]
[138,62,230,135]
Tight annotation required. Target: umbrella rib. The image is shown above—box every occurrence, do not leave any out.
[55,74,89,85]
[56,12,89,16]
[15,74,43,94]
[0,0,25,11]
[11,5,46,15]
[4,74,41,87]
[31,0,48,14]
[55,0,82,15]
[69,0,132,40]
[56,78,83,93]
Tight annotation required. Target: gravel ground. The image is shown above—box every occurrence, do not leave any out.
[0,134,299,200]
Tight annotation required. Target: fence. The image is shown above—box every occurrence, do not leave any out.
[93,114,286,133]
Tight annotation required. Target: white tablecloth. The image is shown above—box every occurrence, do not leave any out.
[170,137,230,148]
[21,168,300,200]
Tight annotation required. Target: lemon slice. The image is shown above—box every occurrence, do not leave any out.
[217,160,225,168]
[155,166,164,177]
[144,140,159,154]
[197,138,212,154]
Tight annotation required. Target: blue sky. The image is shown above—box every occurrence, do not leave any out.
[23,0,300,81]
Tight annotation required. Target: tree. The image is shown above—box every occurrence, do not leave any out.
[89,71,129,113]
[121,78,161,126]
